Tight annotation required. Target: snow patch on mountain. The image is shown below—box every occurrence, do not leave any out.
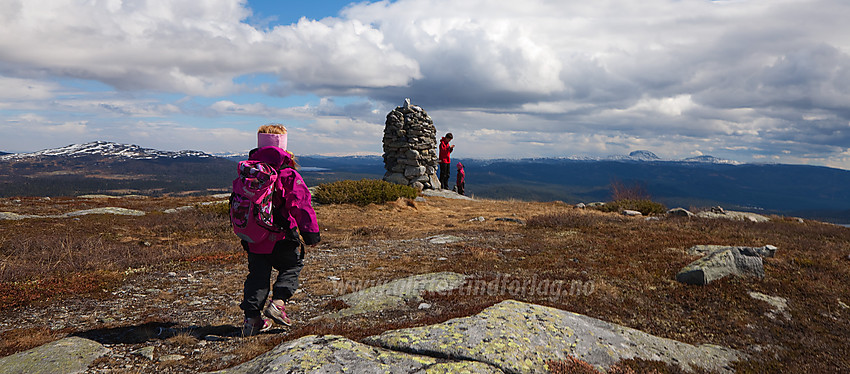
[681,155,742,165]
[0,141,211,160]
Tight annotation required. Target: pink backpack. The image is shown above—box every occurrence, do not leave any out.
[230,160,284,243]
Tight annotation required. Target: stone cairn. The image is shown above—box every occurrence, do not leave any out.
[382,98,441,190]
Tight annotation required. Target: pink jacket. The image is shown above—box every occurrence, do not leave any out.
[246,146,320,254]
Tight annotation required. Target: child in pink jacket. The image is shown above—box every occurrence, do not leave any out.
[456,162,465,195]
[239,124,320,336]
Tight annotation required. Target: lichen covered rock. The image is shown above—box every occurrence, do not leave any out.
[677,246,766,285]
[364,300,743,374]
[326,272,470,318]
[0,337,109,374]
[213,335,501,374]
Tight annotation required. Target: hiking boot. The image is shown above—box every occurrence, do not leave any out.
[263,301,292,326]
[241,316,272,337]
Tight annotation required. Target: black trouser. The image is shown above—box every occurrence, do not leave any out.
[439,162,451,189]
[240,239,304,318]
[457,182,465,195]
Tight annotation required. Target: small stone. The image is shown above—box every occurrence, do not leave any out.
[575,203,586,209]
[428,235,463,244]
[167,272,178,277]
[667,207,694,218]
[159,354,185,362]
[131,346,155,360]
[437,257,448,261]
[328,276,342,281]
[622,210,642,216]
[418,303,432,310]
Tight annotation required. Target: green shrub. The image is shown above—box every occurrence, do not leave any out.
[313,179,418,206]
[598,199,667,216]
[197,201,230,218]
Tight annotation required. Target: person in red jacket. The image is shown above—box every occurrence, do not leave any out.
[456,161,465,195]
[438,133,454,189]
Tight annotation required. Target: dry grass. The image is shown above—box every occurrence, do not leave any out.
[303,199,850,372]
[0,326,64,356]
[1,194,849,372]
[0,198,242,310]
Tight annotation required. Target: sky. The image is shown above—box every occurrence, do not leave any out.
[1,0,849,169]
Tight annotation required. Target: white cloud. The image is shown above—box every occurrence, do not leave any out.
[0,0,420,96]
[2,0,850,169]
[0,77,59,102]
[288,116,385,156]
[0,114,91,152]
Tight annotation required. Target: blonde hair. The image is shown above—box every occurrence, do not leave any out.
[255,123,299,169]
[258,124,287,135]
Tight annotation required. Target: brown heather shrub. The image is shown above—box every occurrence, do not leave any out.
[0,326,63,356]
[0,205,241,310]
[0,234,129,282]
[599,199,667,216]
[350,225,403,238]
[527,210,623,229]
[547,357,646,374]
[166,331,199,347]
[547,357,599,374]
[609,179,651,201]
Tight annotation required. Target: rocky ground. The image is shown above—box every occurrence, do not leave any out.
[0,193,550,373]
[0,234,501,373]
[1,193,849,372]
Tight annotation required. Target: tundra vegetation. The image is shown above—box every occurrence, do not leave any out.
[0,183,848,372]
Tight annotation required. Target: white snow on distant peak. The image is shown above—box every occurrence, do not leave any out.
[0,141,211,160]
[681,155,742,165]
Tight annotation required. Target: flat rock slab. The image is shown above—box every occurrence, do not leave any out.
[0,207,145,220]
[213,334,502,374]
[427,235,465,244]
[63,207,146,217]
[0,336,109,374]
[326,272,470,318]
[696,210,769,222]
[677,246,765,285]
[365,300,743,374]
[163,200,228,214]
[687,245,777,258]
[422,189,473,200]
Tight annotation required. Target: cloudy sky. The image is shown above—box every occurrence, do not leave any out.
[1,0,849,168]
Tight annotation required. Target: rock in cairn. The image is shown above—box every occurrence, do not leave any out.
[382,98,441,190]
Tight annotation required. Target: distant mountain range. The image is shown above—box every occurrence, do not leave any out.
[2,142,849,223]
[0,141,232,197]
[0,141,210,160]
[295,152,850,223]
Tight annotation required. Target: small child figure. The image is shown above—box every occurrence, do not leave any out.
[238,124,321,336]
[456,162,465,195]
